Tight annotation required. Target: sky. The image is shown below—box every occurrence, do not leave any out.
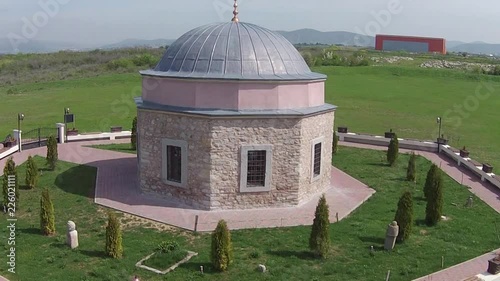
[0,0,499,46]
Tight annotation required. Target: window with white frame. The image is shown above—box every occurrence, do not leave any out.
[162,139,188,187]
[311,137,324,182]
[240,145,272,193]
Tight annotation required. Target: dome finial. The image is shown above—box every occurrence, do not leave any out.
[231,0,239,22]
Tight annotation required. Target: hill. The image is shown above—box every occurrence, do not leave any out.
[449,42,500,55]
[277,29,374,47]
[100,38,176,50]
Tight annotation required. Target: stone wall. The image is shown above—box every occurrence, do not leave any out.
[138,109,213,209]
[138,109,335,210]
[209,118,303,209]
[298,112,335,203]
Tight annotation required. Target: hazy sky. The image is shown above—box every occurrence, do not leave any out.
[1,0,499,46]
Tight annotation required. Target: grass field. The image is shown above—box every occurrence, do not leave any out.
[88,143,136,154]
[1,149,498,281]
[2,64,499,170]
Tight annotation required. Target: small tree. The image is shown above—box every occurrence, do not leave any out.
[46,135,58,170]
[211,220,233,272]
[424,164,439,200]
[25,156,39,189]
[394,191,414,243]
[2,157,19,208]
[406,152,417,182]
[131,116,138,150]
[309,194,331,258]
[425,167,444,226]
[105,212,123,258]
[387,134,399,166]
[40,189,55,235]
[332,132,339,155]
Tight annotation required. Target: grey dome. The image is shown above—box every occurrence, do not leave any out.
[141,22,326,81]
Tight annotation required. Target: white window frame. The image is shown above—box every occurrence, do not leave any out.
[161,139,188,188]
[311,137,324,183]
[240,144,273,193]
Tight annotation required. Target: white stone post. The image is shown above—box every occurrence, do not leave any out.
[56,123,65,144]
[13,129,22,152]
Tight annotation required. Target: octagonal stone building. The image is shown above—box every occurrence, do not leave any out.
[135,19,336,210]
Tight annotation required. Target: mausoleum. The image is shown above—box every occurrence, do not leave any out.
[135,2,336,210]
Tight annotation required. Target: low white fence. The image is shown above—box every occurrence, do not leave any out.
[0,146,18,160]
[338,131,500,189]
[67,131,132,142]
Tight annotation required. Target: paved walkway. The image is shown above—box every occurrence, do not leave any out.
[340,141,500,281]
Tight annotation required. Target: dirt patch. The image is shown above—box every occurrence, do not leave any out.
[121,213,176,232]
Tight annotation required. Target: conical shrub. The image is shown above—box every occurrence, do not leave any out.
[46,135,58,170]
[406,152,417,182]
[131,116,137,150]
[105,212,123,258]
[394,191,414,243]
[25,156,39,189]
[425,167,444,226]
[309,194,331,258]
[387,134,399,166]
[2,157,19,208]
[211,220,233,271]
[332,132,339,155]
[424,164,439,200]
[40,189,55,235]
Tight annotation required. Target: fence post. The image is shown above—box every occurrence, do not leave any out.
[385,270,391,281]
[56,123,65,144]
[38,128,41,147]
[194,215,199,233]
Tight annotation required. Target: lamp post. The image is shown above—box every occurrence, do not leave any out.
[64,108,70,142]
[17,113,24,152]
[437,117,442,153]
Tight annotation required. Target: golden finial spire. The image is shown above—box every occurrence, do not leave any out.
[231,0,239,22]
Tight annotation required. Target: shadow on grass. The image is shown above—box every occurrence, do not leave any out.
[78,249,107,258]
[18,227,41,235]
[359,236,385,246]
[54,165,95,198]
[179,261,217,274]
[267,250,317,260]
[50,242,67,249]
[368,163,390,167]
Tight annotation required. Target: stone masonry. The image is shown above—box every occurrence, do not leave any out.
[138,109,334,210]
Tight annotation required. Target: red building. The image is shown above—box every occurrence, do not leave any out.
[375,35,446,54]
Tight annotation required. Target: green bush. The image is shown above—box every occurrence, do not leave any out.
[105,212,123,258]
[40,189,55,236]
[106,58,132,70]
[2,157,19,208]
[309,194,330,258]
[406,152,416,182]
[131,116,137,150]
[211,220,233,272]
[46,135,58,170]
[25,155,39,189]
[394,191,414,243]
[387,134,399,166]
[425,166,444,226]
[132,54,158,67]
[332,132,339,155]
[157,241,179,253]
[424,164,439,200]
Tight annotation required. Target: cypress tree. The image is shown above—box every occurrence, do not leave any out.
[105,212,123,258]
[25,155,39,189]
[332,132,339,155]
[131,116,137,150]
[211,220,233,272]
[46,135,58,170]
[424,164,439,200]
[309,194,331,258]
[387,134,399,166]
[406,152,417,182]
[394,191,414,243]
[426,167,444,226]
[40,188,55,235]
[2,157,19,208]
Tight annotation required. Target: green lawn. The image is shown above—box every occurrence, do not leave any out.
[88,143,136,154]
[317,66,500,169]
[1,149,498,281]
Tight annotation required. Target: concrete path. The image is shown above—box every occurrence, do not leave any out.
[339,141,500,281]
